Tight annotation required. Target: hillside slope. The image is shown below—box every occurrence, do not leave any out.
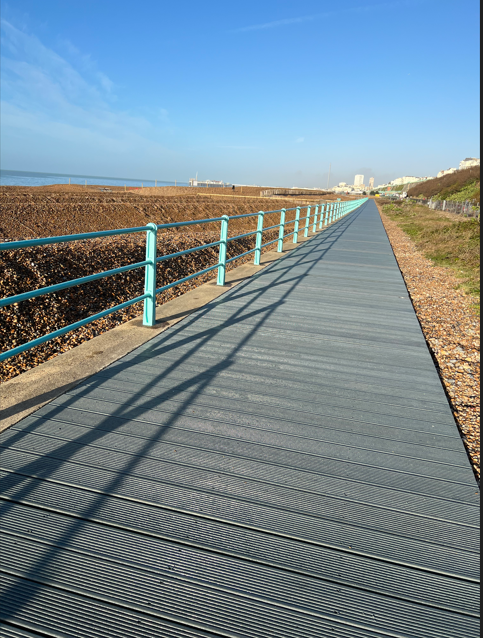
[408,166,480,202]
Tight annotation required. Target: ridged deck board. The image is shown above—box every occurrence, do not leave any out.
[0,200,479,637]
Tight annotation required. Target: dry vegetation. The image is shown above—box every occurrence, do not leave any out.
[407,166,480,203]
[1,185,332,382]
[379,199,480,301]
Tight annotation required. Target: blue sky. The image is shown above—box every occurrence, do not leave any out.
[1,0,480,187]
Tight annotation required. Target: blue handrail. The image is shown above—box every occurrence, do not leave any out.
[0,198,367,361]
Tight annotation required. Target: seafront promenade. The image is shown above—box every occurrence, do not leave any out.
[0,200,479,637]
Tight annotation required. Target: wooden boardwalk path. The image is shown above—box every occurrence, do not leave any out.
[0,200,479,637]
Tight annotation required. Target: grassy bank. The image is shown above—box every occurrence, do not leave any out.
[407,165,480,203]
[378,200,480,305]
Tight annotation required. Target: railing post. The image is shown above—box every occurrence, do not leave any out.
[304,205,311,237]
[312,205,319,232]
[293,207,301,243]
[277,208,286,252]
[254,210,264,265]
[143,222,158,327]
[217,215,229,285]
[319,204,325,229]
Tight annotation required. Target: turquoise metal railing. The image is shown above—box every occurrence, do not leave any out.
[0,198,367,361]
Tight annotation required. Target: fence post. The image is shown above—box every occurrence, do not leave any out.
[304,205,311,237]
[319,204,325,229]
[312,205,319,232]
[254,210,265,265]
[278,208,286,252]
[293,207,301,243]
[143,223,158,327]
[217,215,229,285]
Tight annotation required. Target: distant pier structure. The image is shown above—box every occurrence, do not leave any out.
[189,178,231,188]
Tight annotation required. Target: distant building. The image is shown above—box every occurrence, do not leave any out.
[390,176,421,186]
[369,177,374,189]
[354,174,364,187]
[459,158,480,170]
[333,185,352,193]
[338,182,347,187]
[437,168,458,178]
[189,178,228,187]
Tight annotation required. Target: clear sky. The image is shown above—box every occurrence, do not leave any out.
[1,0,480,188]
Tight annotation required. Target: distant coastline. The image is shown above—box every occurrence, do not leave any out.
[0,169,188,188]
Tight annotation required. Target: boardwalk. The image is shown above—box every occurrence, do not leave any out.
[0,200,479,637]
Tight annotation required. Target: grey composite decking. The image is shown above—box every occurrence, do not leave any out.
[0,200,479,638]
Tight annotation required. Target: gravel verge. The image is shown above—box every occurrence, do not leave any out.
[378,207,480,480]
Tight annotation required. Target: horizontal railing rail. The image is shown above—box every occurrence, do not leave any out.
[0,198,367,361]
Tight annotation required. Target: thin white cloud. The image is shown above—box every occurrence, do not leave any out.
[96,71,115,94]
[295,137,304,144]
[1,19,109,106]
[235,1,409,33]
[0,18,174,165]
[236,13,326,32]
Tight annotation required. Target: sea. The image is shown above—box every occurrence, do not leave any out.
[0,169,188,188]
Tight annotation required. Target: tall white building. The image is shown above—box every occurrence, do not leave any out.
[354,174,364,187]
[369,177,374,189]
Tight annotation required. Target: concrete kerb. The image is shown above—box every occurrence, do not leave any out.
[0,227,330,433]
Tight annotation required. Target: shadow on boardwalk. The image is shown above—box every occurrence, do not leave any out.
[0,212,360,623]
[0,203,479,638]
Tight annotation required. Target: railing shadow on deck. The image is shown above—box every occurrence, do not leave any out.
[0,205,365,623]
